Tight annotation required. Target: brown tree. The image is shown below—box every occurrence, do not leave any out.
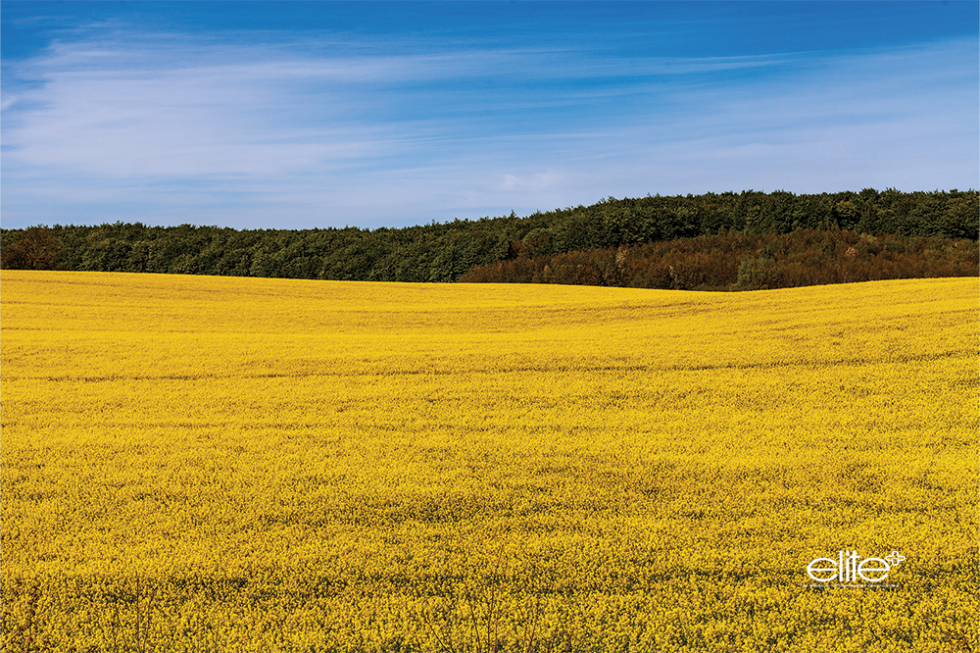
[0,226,63,270]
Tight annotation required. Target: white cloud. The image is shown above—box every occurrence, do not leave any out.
[501,170,564,192]
[1,30,976,229]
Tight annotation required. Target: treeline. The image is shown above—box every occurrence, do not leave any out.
[1,189,977,286]
[459,229,979,291]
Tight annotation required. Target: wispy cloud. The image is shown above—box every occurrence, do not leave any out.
[1,23,976,229]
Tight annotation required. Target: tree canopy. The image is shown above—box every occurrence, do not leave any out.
[2,189,976,288]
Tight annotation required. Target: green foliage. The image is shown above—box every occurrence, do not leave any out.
[0,226,63,270]
[732,256,779,291]
[1,189,975,283]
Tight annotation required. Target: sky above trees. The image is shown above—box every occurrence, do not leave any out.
[2,1,977,230]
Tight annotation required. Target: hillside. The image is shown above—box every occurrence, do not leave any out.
[2,271,977,651]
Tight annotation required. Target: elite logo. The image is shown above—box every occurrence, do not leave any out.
[807,550,905,584]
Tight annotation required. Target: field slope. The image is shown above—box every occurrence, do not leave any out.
[1,271,977,652]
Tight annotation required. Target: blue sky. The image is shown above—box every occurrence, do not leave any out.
[2,2,977,230]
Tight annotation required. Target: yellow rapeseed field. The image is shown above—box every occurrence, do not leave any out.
[1,270,976,652]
